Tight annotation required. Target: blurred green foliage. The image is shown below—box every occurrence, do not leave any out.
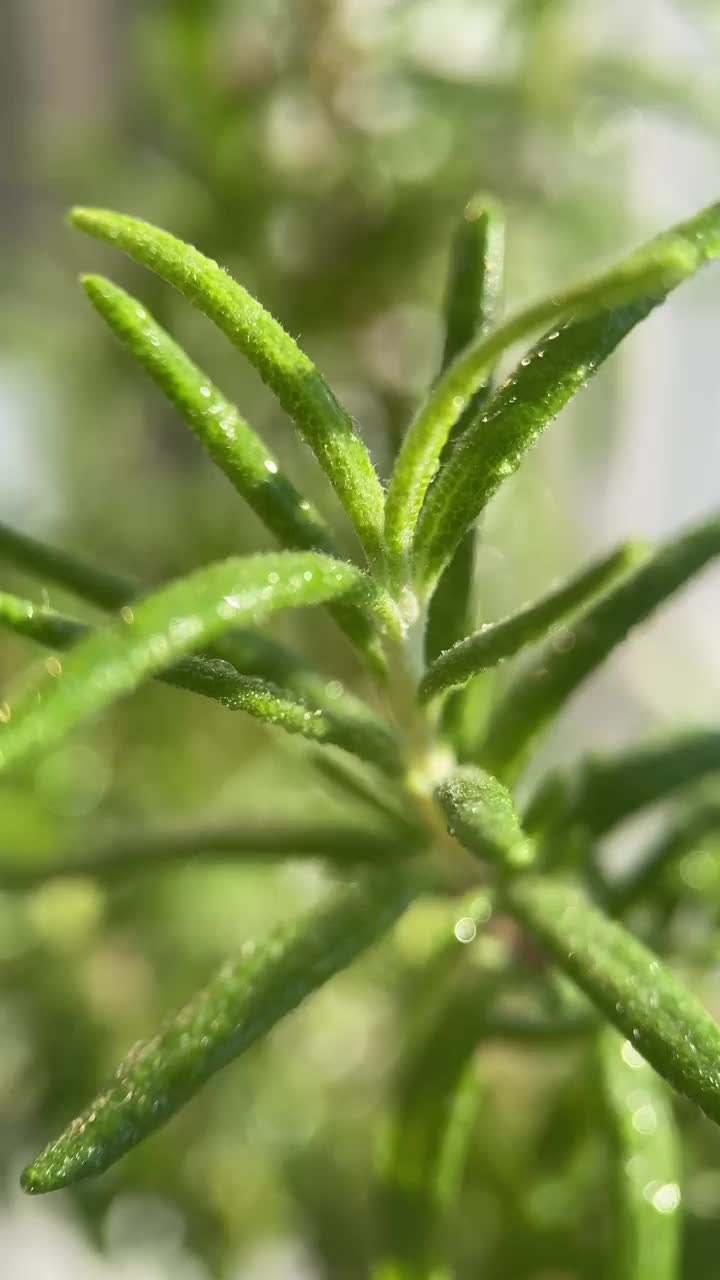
[1,2,720,1278]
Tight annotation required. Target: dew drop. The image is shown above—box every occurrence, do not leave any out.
[199,385,212,399]
[120,606,135,624]
[45,655,63,678]
[454,917,477,944]
[0,701,11,723]
[303,570,313,582]
[264,459,279,474]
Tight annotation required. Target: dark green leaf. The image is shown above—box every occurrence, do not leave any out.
[480,515,720,779]
[609,803,720,914]
[0,520,134,609]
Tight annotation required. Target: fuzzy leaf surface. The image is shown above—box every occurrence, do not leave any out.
[71,208,386,564]
[412,202,720,594]
[0,553,364,776]
[22,868,420,1192]
[420,542,642,701]
[507,875,720,1125]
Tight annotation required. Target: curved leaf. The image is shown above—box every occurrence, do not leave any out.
[22,867,421,1192]
[0,553,365,776]
[599,1028,682,1280]
[0,590,401,773]
[480,515,720,779]
[507,875,720,1126]
[420,541,642,701]
[411,201,720,595]
[71,208,386,565]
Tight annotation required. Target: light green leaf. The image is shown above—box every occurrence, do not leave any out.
[480,515,720,779]
[0,590,401,773]
[71,208,386,566]
[599,1027,682,1280]
[436,767,534,870]
[22,867,420,1192]
[0,520,134,609]
[410,202,720,595]
[0,553,365,777]
[506,874,720,1125]
[0,819,413,888]
[420,541,643,702]
[80,275,386,670]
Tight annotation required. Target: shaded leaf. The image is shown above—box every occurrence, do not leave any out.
[412,202,720,595]
[599,1028,682,1280]
[0,819,414,888]
[71,208,386,565]
[506,875,720,1126]
[480,515,720,779]
[0,553,365,776]
[0,520,133,609]
[420,541,642,702]
[609,802,720,914]
[22,867,421,1192]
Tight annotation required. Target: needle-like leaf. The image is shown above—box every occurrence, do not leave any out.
[480,514,720,779]
[410,202,720,596]
[0,819,413,888]
[609,803,720,914]
[70,208,386,566]
[506,875,720,1126]
[420,541,642,702]
[0,590,402,773]
[80,276,385,669]
[0,520,134,609]
[599,1028,682,1280]
[0,553,366,777]
[22,867,421,1192]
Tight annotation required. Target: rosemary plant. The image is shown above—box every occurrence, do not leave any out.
[1,195,720,1278]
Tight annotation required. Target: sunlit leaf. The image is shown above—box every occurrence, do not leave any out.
[22,867,421,1192]
[599,1027,682,1280]
[420,541,642,702]
[507,875,720,1125]
[0,553,366,776]
[71,208,387,566]
[411,202,720,595]
[480,515,720,779]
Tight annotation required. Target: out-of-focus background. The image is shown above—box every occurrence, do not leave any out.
[0,2,719,1276]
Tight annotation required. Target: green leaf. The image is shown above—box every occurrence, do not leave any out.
[531,731,720,843]
[374,968,495,1280]
[71,208,386,566]
[599,1028,682,1280]
[479,515,720,779]
[440,195,505,402]
[0,520,134,609]
[506,874,720,1126]
[0,590,402,773]
[420,541,642,702]
[435,767,534,870]
[21,867,420,1192]
[409,201,720,596]
[609,802,720,914]
[80,276,386,671]
[0,552,365,777]
[0,819,413,888]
